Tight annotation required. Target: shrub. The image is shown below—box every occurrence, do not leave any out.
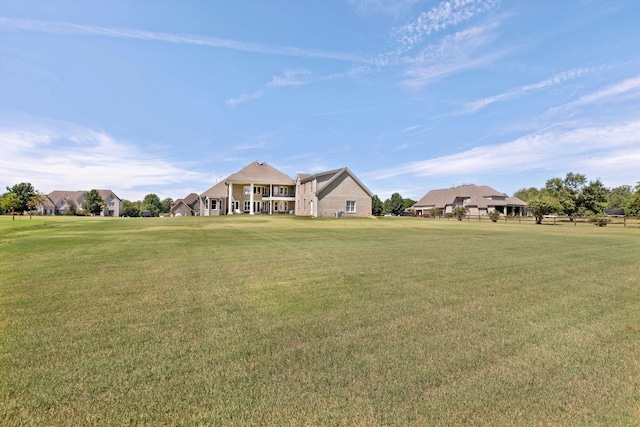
[590,213,611,227]
[488,210,501,222]
[453,207,468,221]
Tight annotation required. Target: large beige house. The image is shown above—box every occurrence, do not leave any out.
[412,184,526,216]
[41,190,123,216]
[200,162,372,217]
[296,167,373,217]
[200,161,296,216]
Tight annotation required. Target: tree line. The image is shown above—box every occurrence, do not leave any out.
[513,173,640,224]
[370,193,415,216]
[122,194,173,217]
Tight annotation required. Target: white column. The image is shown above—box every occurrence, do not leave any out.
[228,183,233,215]
[270,184,273,214]
[250,183,254,215]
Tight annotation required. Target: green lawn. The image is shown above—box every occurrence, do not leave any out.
[1,215,639,425]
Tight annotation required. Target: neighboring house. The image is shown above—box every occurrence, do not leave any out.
[200,161,296,216]
[412,184,526,216]
[170,193,200,216]
[43,190,123,216]
[295,167,373,217]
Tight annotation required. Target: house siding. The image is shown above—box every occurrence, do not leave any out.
[317,174,372,217]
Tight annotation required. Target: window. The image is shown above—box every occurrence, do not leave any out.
[204,199,209,209]
[346,200,356,213]
[243,186,250,195]
[254,186,261,194]
[109,201,115,207]
[211,200,217,210]
[244,201,251,212]
[234,201,239,211]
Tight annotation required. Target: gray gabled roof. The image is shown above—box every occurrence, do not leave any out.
[225,161,295,185]
[299,167,373,198]
[48,190,86,205]
[172,193,200,210]
[414,184,525,208]
[96,189,121,202]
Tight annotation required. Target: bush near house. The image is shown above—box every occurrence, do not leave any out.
[488,210,501,222]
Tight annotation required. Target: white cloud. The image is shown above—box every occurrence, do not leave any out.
[551,75,640,113]
[226,69,313,107]
[392,0,499,54]
[0,118,208,200]
[368,120,640,182]
[461,67,597,114]
[350,0,420,17]
[401,23,505,88]
[0,17,366,62]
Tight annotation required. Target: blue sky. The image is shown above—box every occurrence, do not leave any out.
[1,0,638,201]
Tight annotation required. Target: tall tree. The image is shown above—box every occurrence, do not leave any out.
[142,194,162,217]
[371,195,383,216]
[5,182,36,214]
[0,192,21,219]
[27,192,48,219]
[544,173,588,219]
[513,187,540,202]
[122,200,141,217]
[82,189,105,216]
[626,182,640,215]
[608,185,633,210]
[161,198,173,214]
[384,193,405,216]
[528,194,563,224]
[402,198,416,210]
[579,179,609,214]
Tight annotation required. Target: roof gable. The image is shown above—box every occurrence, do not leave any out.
[48,190,86,205]
[182,193,199,206]
[302,167,373,198]
[226,161,295,185]
[200,180,228,198]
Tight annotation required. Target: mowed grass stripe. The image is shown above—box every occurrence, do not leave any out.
[1,216,639,425]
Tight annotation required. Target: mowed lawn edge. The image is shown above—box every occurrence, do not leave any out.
[1,215,639,425]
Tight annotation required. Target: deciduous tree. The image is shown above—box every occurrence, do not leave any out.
[626,182,640,215]
[82,189,105,216]
[371,195,383,216]
[0,192,21,219]
[608,185,633,210]
[5,182,36,214]
[122,200,141,217]
[142,194,162,217]
[528,194,562,224]
[161,198,173,214]
[384,193,405,216]
[579,179,608,214]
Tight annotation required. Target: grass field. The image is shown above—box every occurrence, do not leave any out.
[1,215,639,425]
